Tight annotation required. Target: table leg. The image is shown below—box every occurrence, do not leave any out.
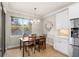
[23,42,24,57]
[45,41,46,49]
[38,40,40,52]
[20,40,21,50]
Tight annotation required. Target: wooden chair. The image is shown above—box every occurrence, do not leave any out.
[36,35,46,52]
[39,35,46,50]
[24,34,36,56]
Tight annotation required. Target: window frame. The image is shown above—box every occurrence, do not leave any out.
[11,16,32,35]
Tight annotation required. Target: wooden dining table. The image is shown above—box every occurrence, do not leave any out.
[19,36,40,57]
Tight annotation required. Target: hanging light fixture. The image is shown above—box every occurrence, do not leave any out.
[31,8,40,24]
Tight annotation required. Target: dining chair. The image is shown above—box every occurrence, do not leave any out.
[24,34,36,56]
[39,35,46,50]
[35,35,46,52]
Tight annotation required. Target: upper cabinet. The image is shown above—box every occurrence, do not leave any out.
[69,3,79,19]
[56,9,70,29]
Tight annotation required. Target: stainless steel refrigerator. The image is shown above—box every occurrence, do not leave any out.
[71,18,79,57]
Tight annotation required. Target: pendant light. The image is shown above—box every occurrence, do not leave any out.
[31,8,40,24]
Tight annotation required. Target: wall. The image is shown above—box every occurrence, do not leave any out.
[43,15,56,46]
[32,18,43,36]
[68,3,79,19]
[6,11,43,49]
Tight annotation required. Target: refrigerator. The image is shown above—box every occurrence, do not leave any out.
[71,18,79,57]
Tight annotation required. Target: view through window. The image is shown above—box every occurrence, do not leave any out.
[11,16,32,35]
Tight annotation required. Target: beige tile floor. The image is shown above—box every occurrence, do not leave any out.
[4,45,67,57]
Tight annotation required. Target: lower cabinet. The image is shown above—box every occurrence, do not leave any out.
[54,37,69,56]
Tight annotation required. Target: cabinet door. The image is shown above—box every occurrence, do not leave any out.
[69,3,79,19]
[54,38,64,53]
[56,10,70,29]
[54,37,69,55]
[54,38,62,52]
[60,39,69,55]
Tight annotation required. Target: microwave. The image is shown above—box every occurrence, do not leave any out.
[71,28,79,38]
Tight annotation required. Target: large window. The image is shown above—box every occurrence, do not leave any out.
[11,16,32,35]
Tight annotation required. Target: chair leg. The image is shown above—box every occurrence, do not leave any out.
[23,42,25,57]
[25,47,28,52]
[27,47,30,56]
[35,46,36,50]
[31,48,32,51]
[34,47,35,53]
[44,41,46,49]
[38,44,40,52]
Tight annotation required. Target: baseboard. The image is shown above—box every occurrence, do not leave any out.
[6,44,20,49]
[7,46,20,50]
[46,42,53,46]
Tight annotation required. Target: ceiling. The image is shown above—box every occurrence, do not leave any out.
[6,2,74,17]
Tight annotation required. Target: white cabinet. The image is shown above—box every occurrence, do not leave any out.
[55,9,70,56]
[69,3,79,19]
[56,9,70,29]
[54,37,69,55]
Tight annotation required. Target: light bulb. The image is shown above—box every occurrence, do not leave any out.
[37,20,40,23]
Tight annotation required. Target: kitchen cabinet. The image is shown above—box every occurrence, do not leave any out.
[69,3,79,19]
[54,9,70,56]
[54,37,69,55]
[56,9,70,29]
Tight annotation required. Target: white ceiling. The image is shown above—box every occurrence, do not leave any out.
[7,2,74,17]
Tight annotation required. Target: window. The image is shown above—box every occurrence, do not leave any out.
[11,16,32,35]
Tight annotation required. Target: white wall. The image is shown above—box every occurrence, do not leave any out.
[69,3,79,19]
[43,15,56,46]
[32,18,43,36]
[6,11,43,49]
